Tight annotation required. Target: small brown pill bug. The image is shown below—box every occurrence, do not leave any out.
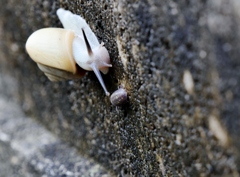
[110,87,128,106]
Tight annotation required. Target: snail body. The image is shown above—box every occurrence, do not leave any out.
[25,8,112,96]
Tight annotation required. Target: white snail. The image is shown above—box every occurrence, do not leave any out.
[25,8,112,96]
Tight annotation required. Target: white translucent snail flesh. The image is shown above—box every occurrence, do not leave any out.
[25,8,112,96]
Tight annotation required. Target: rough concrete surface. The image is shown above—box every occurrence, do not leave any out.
[0,0,239,176]
[0,75,111,176]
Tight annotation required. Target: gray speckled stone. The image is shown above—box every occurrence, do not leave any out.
[0,0,239,176]
[0,76,112,177]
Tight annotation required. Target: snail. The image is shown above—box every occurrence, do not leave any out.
[25,8,112,96]
[110,87,128,106]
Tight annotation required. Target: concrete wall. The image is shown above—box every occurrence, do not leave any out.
[0,0,239,176]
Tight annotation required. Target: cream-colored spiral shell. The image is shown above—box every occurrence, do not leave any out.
[26,28,77,74]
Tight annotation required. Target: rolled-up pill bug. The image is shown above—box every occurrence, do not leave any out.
[110,88,128,106]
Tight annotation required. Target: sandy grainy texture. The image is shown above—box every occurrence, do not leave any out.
[0,75,111,176]
[0,0,239,176]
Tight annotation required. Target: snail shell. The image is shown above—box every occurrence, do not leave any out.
[26,28,86,81]
[25,8,112,96]
[37,63,85,82]
[110,88,128,106]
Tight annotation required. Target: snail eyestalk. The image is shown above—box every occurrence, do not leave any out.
[82,29,110,96]
[90,62,110,96]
